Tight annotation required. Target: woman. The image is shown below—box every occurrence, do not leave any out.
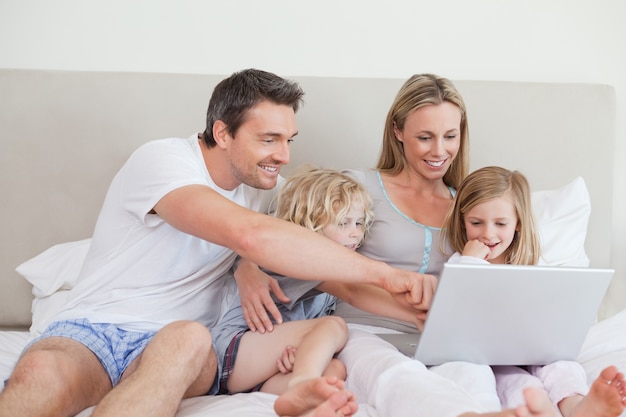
[333,73,468,332]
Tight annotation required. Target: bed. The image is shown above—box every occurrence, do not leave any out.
[1,69,625,416]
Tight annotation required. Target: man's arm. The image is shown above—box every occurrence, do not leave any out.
[154,184,432,308]
[316,281,430,331]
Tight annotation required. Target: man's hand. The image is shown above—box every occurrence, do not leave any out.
[385,270,437,312]
[234,260,290,333]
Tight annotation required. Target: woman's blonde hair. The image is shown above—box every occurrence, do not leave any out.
[377,73,469,190]
[441,166,540,265]
[275,166,374,245]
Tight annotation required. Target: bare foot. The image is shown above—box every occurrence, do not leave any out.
[274,376,357,417]
[459,388,556,417]
[297,390,357,417]
[518,386,558,416]
[459,411,518,416]
[566,366,626,417]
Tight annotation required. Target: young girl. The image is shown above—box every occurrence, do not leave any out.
[211,167,424,415]
[442,165,626,417]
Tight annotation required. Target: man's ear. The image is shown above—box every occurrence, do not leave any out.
[213,120,230,149]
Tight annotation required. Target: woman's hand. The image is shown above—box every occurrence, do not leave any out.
[234,259,290,333]
[414,309,428,332]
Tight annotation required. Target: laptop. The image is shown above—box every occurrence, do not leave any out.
[378,262,613,366]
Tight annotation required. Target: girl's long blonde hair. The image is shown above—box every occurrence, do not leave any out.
[275,166,374,245]
[442,166,540,265]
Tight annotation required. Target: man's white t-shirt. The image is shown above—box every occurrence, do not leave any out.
[55,136,279,332]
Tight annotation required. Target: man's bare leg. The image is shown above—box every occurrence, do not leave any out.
[0,336,111,417]
[274,376,357,417]
[91,321,216,417]
[558,366,626,417]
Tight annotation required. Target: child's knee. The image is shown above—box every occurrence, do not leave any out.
[320,316,349,343]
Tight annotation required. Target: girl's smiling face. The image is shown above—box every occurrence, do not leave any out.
[463,195,520,264]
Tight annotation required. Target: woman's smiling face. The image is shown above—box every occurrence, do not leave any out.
[394,101,462,181]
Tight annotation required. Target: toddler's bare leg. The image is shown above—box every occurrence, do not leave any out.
[261,357,346,395]
[321,358,347,381]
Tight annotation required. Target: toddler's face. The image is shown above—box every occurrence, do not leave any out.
[322,200,366,251]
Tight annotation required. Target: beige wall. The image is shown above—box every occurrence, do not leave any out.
[1,0,625,315]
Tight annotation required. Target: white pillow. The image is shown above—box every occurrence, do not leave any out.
[15,238,91,336]
[16,238,90,298]
[16,177,591,335]
[532,177,590,267]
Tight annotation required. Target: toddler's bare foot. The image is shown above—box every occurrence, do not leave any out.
[300,390,357,417]
[567,366,626,417]
[274,376,357,417]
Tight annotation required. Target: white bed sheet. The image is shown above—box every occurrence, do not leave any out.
[0,331,29,382]
[2,312,626,417]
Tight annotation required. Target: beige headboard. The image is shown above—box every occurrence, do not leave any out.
[0,69,616,328]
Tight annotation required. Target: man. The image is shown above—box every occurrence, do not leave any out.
[0,69,435,417]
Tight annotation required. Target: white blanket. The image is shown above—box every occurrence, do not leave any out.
[3,312,626,417]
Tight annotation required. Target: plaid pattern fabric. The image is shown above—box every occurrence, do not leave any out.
[216,330,263,395]
[27,318,155,386]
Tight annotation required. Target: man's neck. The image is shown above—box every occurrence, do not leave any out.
[199,137,240,191]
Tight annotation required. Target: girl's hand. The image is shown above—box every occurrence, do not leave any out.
[234,259,291,333]
[462,240,490,260]
[277,345,297,374]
